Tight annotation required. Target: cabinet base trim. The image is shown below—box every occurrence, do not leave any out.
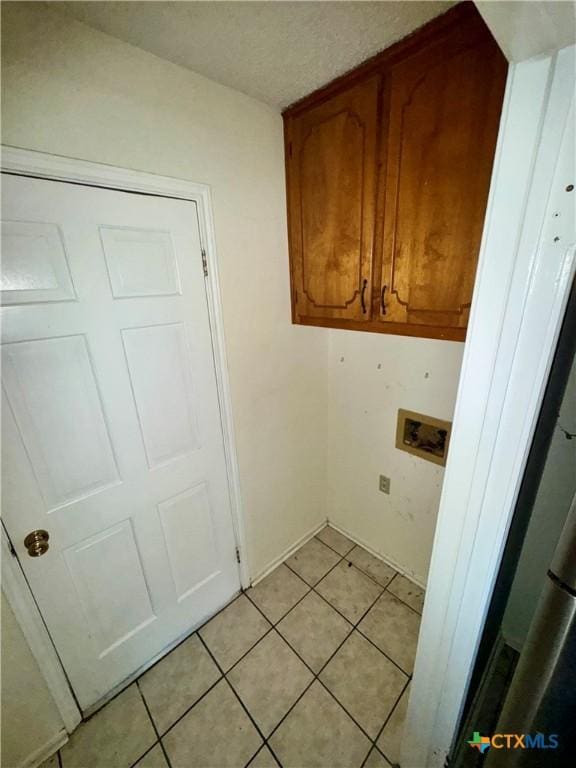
[294,316,466,342]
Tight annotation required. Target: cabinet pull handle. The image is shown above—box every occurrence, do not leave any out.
[361,279,368,314]
[381,285,387,315]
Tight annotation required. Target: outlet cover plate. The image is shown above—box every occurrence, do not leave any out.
[379,475,390,494]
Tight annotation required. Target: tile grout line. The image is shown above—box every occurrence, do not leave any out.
[359,744,374,768]
[384,579,425,618]
[236,598,366,755]
[155,540,413,762]
[315,530,425,618]
[135,679,173,768]
[126,567,332,752]
[273,547,413,680]
[245,548,340,629]
[244,561,314,624]
[314,530,357,559]
[355,626,412,678]
[358,739,390,768]
[186,535,416,751]
[372,675,412,765]
[142,591,243,675]
[126,741,161,768]
[195,634,278,765]
[196,633,285,768]
[138,590,403,768]
[338,547,425,619]
[233,641,318,758]
[196,535,416,762]
[320,528,425,598]
[148,672,224,741]
[176,536,414,766]
[284,541,346,585]
[242,622,374,752]
[245,578,399,753]
[385,571,399,591]
[256,532,421,632]
[224,677,285,768]
[136,533,417,767]
[247,744,281,768]
[304,567,414,678]
[212,622,277,674]
[308,573,412,748]
[288,536,397,612]
[358,741,393,768]
[81,590,248,725]
[63,533,418,768]
[246,544,418,754]
[308,546,422,669]
[147,582,337,745]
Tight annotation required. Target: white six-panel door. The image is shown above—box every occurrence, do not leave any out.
[1,173,241,710]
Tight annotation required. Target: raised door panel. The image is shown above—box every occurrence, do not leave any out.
[378,34,507,338]
[121,322,199,470]
[2,334,121,510]
[158,482,221,604]
[287,77,379,322]
[1,221,76,305]
[63,520,156,659]
[100,226,182,298]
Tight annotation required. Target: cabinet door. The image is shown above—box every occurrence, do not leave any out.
[286,77,379,323]
[377,32,507,339]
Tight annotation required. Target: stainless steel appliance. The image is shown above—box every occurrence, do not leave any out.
[486,494,576,767]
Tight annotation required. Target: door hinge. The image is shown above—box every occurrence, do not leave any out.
[201,248,208,277]
[235,547,241,564]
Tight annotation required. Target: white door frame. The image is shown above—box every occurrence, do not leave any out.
[1,522,80,734]
[402,45,575,767]
[1,146,250,729]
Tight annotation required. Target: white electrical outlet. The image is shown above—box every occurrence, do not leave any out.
[379,475,390,494]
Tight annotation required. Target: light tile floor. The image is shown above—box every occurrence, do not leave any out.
[44,526,424,768]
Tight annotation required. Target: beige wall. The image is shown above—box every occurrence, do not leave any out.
[327,330,464,585]
[1,1,328,580]
[1,591,65,768]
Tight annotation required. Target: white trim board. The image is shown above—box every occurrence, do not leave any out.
[1,524,81,734]
[0,146,251,733]
[402,46,575,767]
[19,729,68,768]
[328,520,427,590]
[252,518,426,590]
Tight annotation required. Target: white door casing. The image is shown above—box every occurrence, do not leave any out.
[1,169,243,711]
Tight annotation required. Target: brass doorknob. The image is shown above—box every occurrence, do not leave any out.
[24,530,50,557]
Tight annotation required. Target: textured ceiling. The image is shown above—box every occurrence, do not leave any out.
[54,1,455,109]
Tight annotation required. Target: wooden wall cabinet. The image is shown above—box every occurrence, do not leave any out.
[284,3,507,341]
[285,77,379,323]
